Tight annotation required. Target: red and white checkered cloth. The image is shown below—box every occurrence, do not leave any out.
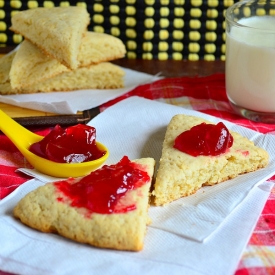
[0,73,274,275]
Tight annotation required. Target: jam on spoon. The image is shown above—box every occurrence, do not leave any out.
[29,124,106,163]
[174,122,233,157]
[54,156,150,214]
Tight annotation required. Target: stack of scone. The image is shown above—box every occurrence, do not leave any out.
[0,6,126,95]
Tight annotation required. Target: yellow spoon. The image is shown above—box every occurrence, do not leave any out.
[0,109,109,178]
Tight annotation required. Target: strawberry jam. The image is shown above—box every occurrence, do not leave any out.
[29,124,106,163]
[54,156,150,214]
[174,122,233,157]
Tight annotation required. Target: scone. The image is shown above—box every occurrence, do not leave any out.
[1,62,125,94]
[14,157,155,251]
[10,6,90,69]
[78,31,126,67]
[152,115,269,206]
[20,62,125,93]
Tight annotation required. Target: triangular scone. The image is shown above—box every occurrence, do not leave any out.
[1,62,125,95]
[10,40,69,89]
[14,158,155,251]
[10,6,90,69]
[152,115,269,206]
[20,62,125,93]
[78,32,126,67]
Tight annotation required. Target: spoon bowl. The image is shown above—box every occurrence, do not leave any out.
[0,109,109,178]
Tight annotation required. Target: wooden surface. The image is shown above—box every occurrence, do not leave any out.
[0,46,225,121]
[113,59,225,77]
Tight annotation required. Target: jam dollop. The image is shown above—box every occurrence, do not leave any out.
[54,156,150,214]
[29,124,106,163]
[174,122,233,157]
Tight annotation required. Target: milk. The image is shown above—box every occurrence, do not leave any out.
[226,16,275,113]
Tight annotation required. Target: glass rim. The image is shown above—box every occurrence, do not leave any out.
[225,0,275,34]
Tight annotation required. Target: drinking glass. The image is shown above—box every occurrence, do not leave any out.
[225,0,275,123]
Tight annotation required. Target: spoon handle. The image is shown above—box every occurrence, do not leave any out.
[0,108,40,147]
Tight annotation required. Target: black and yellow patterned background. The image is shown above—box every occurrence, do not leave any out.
[0,0,239,60]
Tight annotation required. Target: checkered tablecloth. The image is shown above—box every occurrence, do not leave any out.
[0,73,274,275]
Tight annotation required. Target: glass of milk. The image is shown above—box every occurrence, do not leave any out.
[225,0,275,123]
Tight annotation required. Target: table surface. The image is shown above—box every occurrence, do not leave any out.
[114,59,226,77]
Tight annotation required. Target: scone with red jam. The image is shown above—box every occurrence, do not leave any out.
[152,114,269,206]
[14,157,155,251]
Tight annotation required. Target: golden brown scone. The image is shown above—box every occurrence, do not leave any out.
[152,115,269,206]
[1,62,125,94]
[21,62,125,93]
[10,6,90,70]
[78,31,126,67]
[14,158,155,251]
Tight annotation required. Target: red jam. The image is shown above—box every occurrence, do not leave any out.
[174,122,233,157]
[29,124,106,163]
[54,156,150,214]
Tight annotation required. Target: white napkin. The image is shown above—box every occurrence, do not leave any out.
[17,96,275,242]
[0,179,273,275]
[16,168,65,183]
[0,68,159,114]
[1,96,275,275]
